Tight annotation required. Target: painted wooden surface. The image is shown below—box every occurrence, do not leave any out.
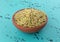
[0,0,60,42]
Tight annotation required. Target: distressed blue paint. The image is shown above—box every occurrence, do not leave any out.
[0,0,60,42]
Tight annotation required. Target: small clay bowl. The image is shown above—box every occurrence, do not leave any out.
[12,8,48,33]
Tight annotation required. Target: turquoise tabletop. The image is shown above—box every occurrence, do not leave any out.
[0,0,60,42]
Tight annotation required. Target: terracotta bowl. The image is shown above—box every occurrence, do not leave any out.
[12,9,48,33]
